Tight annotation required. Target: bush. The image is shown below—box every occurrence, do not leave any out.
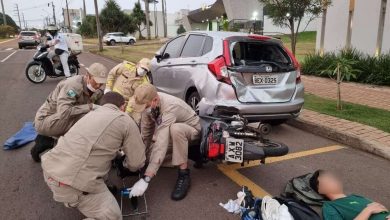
[301,48,390,86]
[0,25,16,38]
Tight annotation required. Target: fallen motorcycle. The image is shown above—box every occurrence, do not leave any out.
[188,106,289,167]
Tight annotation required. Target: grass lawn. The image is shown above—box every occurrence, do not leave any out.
[0,38,12,43]
[90,43,162,63]
[304,93,390,133]
[278,31,316,63]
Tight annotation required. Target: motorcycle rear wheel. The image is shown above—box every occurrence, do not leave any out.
[261,140,289,157]
[26,62,46,84]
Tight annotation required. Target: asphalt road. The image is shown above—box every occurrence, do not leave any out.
[0,39,389,220]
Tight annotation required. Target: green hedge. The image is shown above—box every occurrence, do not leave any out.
[301,48,390,86]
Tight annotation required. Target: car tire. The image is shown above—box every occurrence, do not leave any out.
[147,72,153,84]
[18,44,22,49]
[263,119,288,126]
[129,39,135,45]
[186,91,200,113]
[110,40,116,46]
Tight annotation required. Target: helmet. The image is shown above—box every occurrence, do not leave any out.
[47,25,58,36]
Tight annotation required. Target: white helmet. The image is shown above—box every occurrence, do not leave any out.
[46,25,58,31]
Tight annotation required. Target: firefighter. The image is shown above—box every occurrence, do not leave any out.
[31,63,108,162]
[128,84,201,201]
[104,58,151,124]
[41,92,145,220]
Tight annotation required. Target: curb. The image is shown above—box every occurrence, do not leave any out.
[287,118,390,161]
[88,50,123,63]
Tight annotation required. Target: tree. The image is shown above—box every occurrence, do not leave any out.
[99,0,136,34]
[77,15,97,38]
[177,24,186,35]
[0,25,15,38]
[259,0,331,55]
[131,2,153,40]
[320,56,361,110]
[144,0,151,40]
[0,13,18,32]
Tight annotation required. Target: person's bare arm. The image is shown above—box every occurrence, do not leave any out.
[354,202,388,220]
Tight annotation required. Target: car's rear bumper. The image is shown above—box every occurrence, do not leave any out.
[18,40,38,46]
[199,83,304,121]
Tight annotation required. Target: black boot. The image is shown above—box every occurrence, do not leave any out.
[30,135,55,162]
[171,169,191,201]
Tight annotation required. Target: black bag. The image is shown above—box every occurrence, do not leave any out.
[274,197,321,220]
[55,48,65,55]
[282,173,327,206]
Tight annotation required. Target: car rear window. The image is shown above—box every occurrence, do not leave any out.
[20,32,36,36]
[230,41,290,66]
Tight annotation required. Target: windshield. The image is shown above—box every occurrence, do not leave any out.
[230,41,291,66]
[20,32,36,36]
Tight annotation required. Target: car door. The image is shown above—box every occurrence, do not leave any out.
[152,35,186,96]
[173,34,210,99]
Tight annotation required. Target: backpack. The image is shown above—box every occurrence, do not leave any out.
[261,196,294,220]
[275,197,321,220]
[283,173,327,206]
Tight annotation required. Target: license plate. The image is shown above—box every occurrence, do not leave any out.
[253,75,278,85]
[225,138,244,163]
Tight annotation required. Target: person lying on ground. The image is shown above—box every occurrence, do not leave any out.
[310,170,390,220]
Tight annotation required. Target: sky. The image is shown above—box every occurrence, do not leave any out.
[2,0,216,29]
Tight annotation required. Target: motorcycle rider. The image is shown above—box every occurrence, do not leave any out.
[104,58,151,125]
[128,84,201,201]
[31,63,108,162]
[46,25,71,78]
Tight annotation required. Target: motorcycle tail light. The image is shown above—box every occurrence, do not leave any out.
[207,133,225,159]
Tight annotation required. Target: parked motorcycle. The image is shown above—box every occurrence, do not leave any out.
[189,106,289,167]
[25,44,80,84]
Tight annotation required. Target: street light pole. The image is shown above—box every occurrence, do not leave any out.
[49,2,57,26]
[94,0,103,52]
[65,0,71,32]
[1,0,6,25]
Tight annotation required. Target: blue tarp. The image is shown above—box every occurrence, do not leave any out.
[3,122,37,150]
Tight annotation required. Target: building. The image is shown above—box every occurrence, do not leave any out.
[124,9,178,38]
[316,0,390,55]
[63,8,83,31]
[176,0,318,35]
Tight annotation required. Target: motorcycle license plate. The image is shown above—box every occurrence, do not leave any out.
[225,138,244,163]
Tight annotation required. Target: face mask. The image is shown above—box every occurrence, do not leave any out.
[137,67,147,77]
[87,83,97,93]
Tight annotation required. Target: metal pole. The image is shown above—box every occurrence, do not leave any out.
[319,0,328,56]
[94,0,103,51]
[51,2,57,25]
[15,4,21,30]
[66,0,71,32]
[22,13,25,29]
[375,0,387,56]
[163,0,167,37]
[154,0,158,38]
[145,0,151,40]
[1,0,6,25]
[83,0,86,19]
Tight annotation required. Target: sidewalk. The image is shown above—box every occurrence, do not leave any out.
[302,75,390,111]
[288,109,390,160]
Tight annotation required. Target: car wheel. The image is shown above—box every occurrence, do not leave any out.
[129,39,135,45]
[186,91,200,113]
[263,119,288,126]
[18,44,22,49]
[110,40,116,46]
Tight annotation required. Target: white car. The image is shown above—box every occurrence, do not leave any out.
[103,32,136,46]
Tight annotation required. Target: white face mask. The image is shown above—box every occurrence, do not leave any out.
[87,83,97,93]
[137,67,147,77]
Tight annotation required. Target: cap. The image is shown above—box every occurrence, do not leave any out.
[86,63,108,84]
[138,58,151,72]
[129,84,158,112]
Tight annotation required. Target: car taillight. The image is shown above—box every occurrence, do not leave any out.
[208,40,232,84]
[285,47,301,84]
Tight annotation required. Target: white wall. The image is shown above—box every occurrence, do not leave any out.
[382,0,390,53]
[223,0,263,20]
[138,12,179,38]
[263,16,319,35]
[351,0,381,54]
[321,0,350,52]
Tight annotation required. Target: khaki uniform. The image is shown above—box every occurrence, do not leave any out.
[141,93,201,175]
[106,61,149,122]
[42,104,146,219]
[34,75,101,137]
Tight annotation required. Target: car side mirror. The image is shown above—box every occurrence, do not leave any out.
[155,53,162,63]
[163,53,170,59]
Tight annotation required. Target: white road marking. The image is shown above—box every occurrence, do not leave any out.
[1,51,17,62]
[0,39,15,44]
[5,48,13,51]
